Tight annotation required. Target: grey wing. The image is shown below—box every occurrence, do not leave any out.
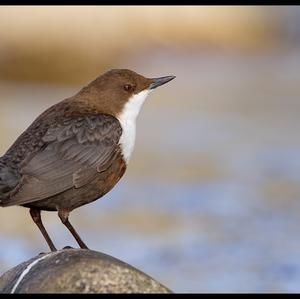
[6,114,122,206]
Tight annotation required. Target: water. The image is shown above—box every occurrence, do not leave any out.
[0,47,300,292]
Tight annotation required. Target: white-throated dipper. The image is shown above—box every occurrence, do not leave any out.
[0,69,175,251]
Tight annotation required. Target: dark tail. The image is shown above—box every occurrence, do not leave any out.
[0,160,20,206]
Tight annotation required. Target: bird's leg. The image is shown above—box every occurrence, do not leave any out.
[58,209,89,249]
[29,208,57,252]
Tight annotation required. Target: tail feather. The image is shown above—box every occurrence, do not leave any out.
[0,161,20,206]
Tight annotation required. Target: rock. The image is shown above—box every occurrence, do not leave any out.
[0,249,171,293]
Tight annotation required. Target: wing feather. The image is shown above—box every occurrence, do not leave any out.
[6,114,122,206]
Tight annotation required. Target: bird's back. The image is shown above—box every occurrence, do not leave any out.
[0,98,77,205]
[0,101,61,204]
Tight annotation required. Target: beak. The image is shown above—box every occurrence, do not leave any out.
[149,75,176,89]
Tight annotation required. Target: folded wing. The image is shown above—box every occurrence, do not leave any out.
[5,114,122,206]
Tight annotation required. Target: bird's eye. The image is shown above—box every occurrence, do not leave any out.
[124,84,134,92]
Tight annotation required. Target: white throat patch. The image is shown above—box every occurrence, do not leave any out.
[117,89,150,164]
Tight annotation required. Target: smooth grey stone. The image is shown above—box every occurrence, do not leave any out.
[0,248,171,293]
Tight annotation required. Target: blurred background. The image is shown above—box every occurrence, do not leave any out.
[0,5,300,293]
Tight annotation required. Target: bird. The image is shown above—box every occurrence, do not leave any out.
[0,69,175,251]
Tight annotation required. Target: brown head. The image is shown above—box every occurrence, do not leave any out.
[74,69,175,117]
